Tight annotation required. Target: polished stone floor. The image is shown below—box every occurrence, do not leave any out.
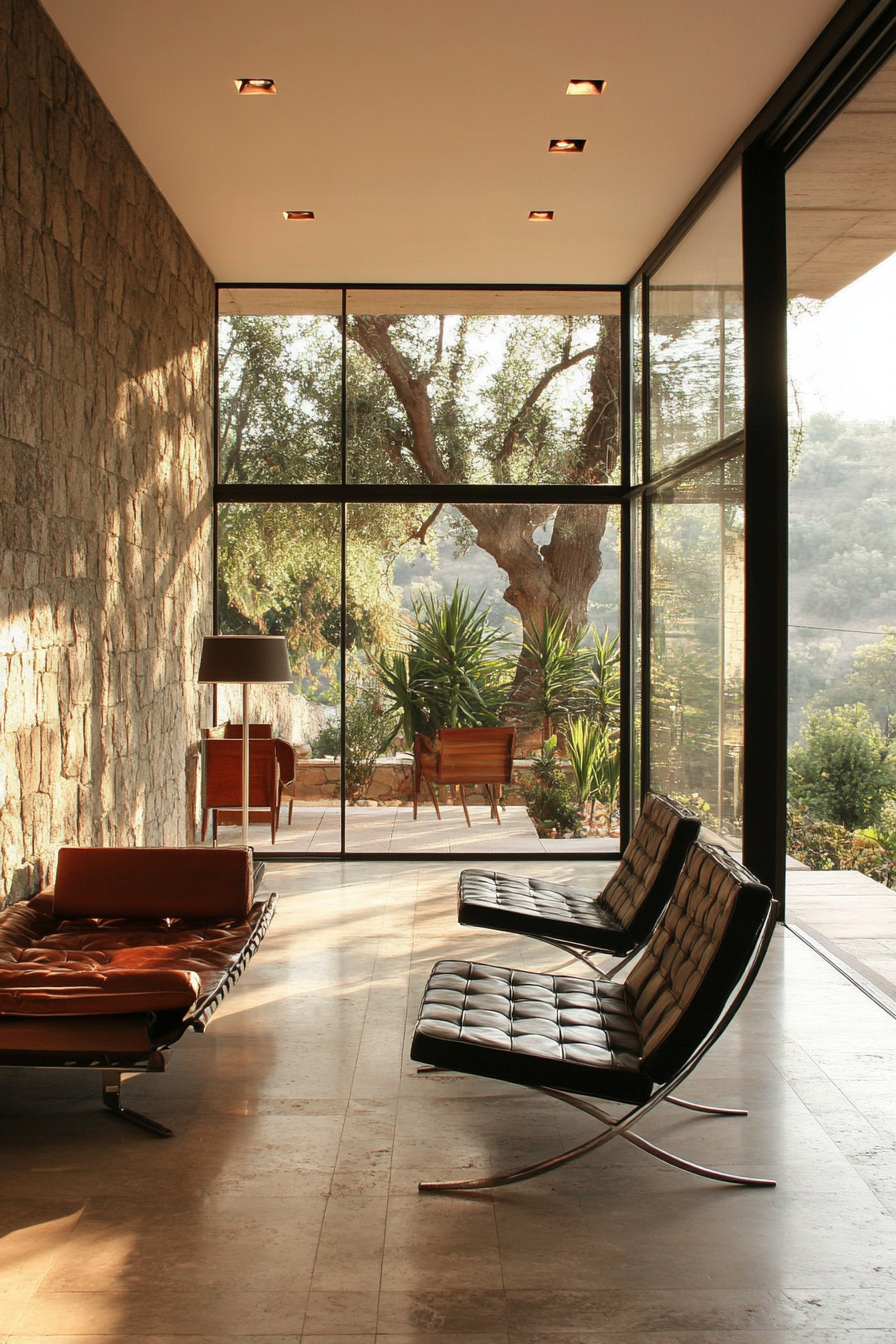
[2,857,896,1342]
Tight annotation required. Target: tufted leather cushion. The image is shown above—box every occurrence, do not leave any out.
[458,870,629,949]
[413,842,774,1104]
[411,960,650,1103]
[457,793,700,952]
[627,842,772,1083]
[0,891,274,1020]
[51,846,254,921]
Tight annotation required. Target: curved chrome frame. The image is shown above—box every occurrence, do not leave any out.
[418,898,778,1192]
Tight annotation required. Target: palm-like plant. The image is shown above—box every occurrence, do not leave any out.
[585,627,621,732]
[372,585,511,741]
[566,716,621,818]
[520,609,589,744]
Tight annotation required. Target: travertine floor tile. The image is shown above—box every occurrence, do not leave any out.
[2,860,896,1342]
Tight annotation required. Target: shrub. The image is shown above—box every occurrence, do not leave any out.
[787,801,889,884]
[311,721,341,757]
[788,703,896,830]
[518,735,582,838]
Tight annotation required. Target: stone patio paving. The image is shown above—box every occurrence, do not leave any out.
[210,803,619,856]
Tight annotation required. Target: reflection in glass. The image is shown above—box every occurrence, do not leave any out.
[344,501,620,852]
[345,291,621,486]
[217,289,342,485]
[631,280,643,486]
[649,170,744,475]
[216,502,342,852]
[648,456,744,839]
[631,497,643,813]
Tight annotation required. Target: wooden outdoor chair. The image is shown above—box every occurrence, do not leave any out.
[215,724,297,824]
[201,738,281,843]
[413,727,516,826]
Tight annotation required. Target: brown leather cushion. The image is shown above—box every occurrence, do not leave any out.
[0,966,201,1015]
[51,847,253,920]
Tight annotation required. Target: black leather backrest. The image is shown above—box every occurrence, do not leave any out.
[600,794,701,939]
[625,841,773,1084]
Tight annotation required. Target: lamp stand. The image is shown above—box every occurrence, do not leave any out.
[241,681,250,846]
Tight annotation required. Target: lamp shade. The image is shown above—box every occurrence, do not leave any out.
[197,635,293,684]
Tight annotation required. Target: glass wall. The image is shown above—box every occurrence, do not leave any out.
[640,167,745,845]
[785,52,896,899]
[345,291,621,487]
[649,169,744,475]
[215,287,624,855]
[647,457,744,838]
[215,502,342,853]
[217,289,343,485]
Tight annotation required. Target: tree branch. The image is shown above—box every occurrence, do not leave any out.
[405,503,443,546]
[496,343,599,464]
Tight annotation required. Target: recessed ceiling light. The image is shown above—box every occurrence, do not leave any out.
[549,138,585,153]
[528,210,554,222]
[235,78,277,95]
[283,210,315,221]
[566,79,606,95]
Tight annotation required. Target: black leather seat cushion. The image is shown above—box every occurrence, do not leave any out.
[457,793,701,953]
[410,959,651,1104]
[457,870,630,950]
[413,842,774,1106]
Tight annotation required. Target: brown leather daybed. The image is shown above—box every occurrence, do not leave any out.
[0,846,276,1136]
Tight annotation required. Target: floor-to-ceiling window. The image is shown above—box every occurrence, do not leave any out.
[215,287,625,857]
[636,168,746,845]
[785,52,896,966]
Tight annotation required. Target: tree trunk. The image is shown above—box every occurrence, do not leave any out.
[346,314,618,639]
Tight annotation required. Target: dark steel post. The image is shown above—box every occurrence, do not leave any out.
[741,147,789,910]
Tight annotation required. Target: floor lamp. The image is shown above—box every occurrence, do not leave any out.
[197,635,293,847]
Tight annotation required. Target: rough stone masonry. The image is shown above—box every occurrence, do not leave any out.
[0,0,215,900]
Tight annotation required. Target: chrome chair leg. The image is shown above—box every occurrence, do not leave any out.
[102,1070,174,1138]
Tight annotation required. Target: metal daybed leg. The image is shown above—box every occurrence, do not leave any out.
[101,1071,174,1138]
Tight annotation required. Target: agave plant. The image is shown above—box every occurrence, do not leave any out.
[566,716,603,810]
[585,627,621,733]
[566,716,621,817]
[372,584,511,742]
[520,608,590,744]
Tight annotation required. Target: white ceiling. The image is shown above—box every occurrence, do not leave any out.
[43,0,844,285]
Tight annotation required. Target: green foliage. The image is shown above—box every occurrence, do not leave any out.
[519,736,583,838]
[218,316,341,484]
[374,585,510,742]
[343,687,388,802]
[566,718,620,813]
[787,802,889,885]
[584,627,621,732]
[788,704,896,830]
[310,722,341,758]
[519,609,589,743]
[788,416,896,741]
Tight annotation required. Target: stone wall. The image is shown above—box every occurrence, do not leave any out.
[0,0,215,898]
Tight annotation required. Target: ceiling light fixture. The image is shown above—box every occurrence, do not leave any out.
[235,77,277,95]
[549,138,585,153]
[283,210,315,221]
[566,79,606,95]
[528,210,554,222]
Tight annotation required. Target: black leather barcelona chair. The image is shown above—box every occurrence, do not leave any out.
[412,841,778,1191]
[457,792,701,973]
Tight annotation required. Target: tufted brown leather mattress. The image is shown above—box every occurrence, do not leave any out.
[0,846,277,1067]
